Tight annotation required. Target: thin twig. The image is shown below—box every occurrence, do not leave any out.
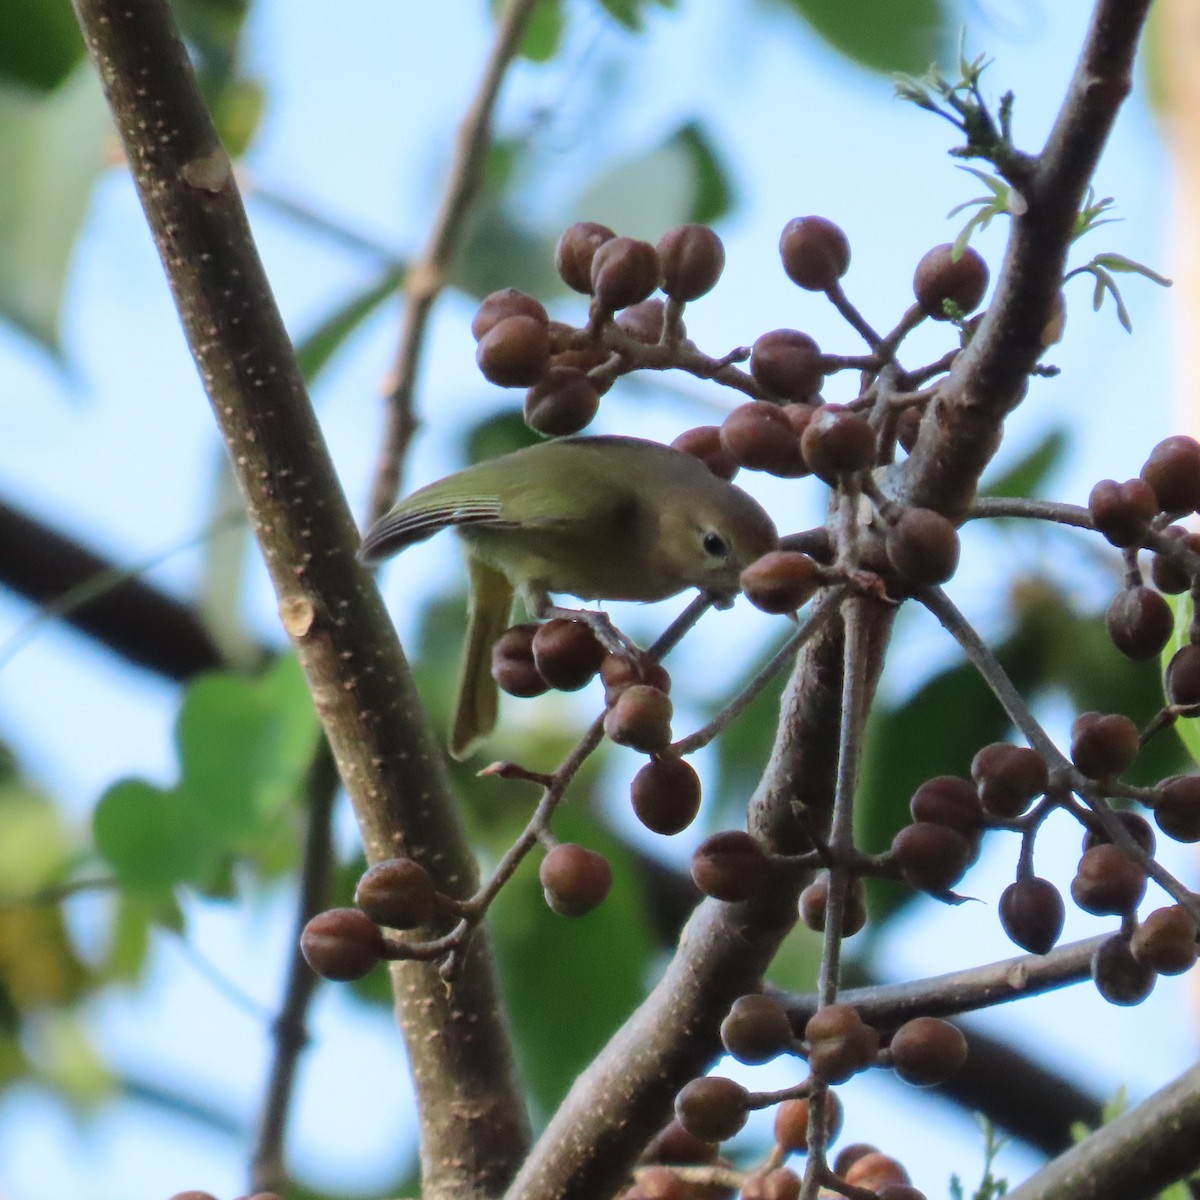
[368,0,542,523]
[250,738,339,1194]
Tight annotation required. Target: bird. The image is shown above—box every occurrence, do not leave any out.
[359,434,778,758]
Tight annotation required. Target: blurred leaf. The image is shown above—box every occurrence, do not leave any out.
[93,779,214,893]
[296,269,404,383]
[0,0,83,91]
[979,428,1067,500]
[774,0,950,75]
[1163,593,1199,767]
[175,655,320,841]
[675,122,735,224]
[594,0,675,31]
[0,906,92,1011]
[0,65,111,356]
[489,807,653,1116]
[452,206,561,300]
[711,657,787,829]
[466,408,542,465]
[210,74,265,158]
[30,1011,114,1109]
[520,0,566,60]
[174,0,251,84]
[572,123,734,241]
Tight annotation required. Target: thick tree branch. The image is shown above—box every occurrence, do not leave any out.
[1005,1063,1200,1200]
[70,4,529,1196]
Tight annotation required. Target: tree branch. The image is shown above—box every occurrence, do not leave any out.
[70,4,529,1196]
[367,0,541,522]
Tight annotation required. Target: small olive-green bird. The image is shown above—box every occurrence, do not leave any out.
[359,435,778,759]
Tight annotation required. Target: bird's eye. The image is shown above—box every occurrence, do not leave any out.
[702,531,728,558]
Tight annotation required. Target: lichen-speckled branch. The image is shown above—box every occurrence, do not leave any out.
[69,2,529,1196]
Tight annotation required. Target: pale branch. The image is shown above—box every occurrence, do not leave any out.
[1004,1061,1200,1200]
[69,3,529,1196]
[368,0,542,523]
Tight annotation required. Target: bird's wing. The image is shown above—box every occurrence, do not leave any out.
[358,492,516,563]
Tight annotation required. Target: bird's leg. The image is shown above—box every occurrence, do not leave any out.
[529,594,645,665]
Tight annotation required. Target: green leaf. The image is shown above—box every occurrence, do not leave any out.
[175,656,319,841]
[571,122,735,242]
[517,0,565,61]
[93,779,213,892]
[1163,593,1200,767]
[295,269,404,383]
[0,65,111,356]
[776,0,951,75]
[489,808,654,1117]
[979,428,1067,500]
[0,0,83,91]
[593,0,674,31]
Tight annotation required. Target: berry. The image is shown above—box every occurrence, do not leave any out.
[491,624,550,698]
[1130,905,1199,975]
[1151,526,1200,593]
[599,654,672,705]
[800,407,876,481]
[743,1167,802,1200]
[1087,478,1157,548]
[475,315,550,388]
[539,843,612,916]
[798,871,867,936]
[616,298,675,344]
[804,1004,879,1084]
[590,237,661,311]
[885,508,961,586]
[832,1145,880,1178]
[604,684,674,753]
[630,756,703,836]
[1091,933,1156,1006]
[657,224,726,301]
[168,1193,219,1200]
[720,402,805,477]
[909,775,983,835]
[1140,435,1200,513]
[740,551,822,614]
[890,822,973,892]
[634,1166,687,1200]
[999,877,1065,954]
[1155,775,1200,841]
[532,619,606,691]
[1069,712,1140,779]
[773,1093,843,1153]
[1165,644,1200,709]
[970,743,1048,819]
[674,1076,749,1143]
[524,366,600,437]
[888,1017,968,1086]
[471,288,548,341]
[843,1155,911,1192]
[556,221,616,293]
[895,405,923,455]
[877,1187,928,1200]
[301,908,384,981]
[670,425,739,481]
[690,831,767,901]
[1106,586,1173,660]
[750,329,824,400]
[720,993,795,1064]
[355,857,437,929]
[913,243,989,320]
[1071,843,1147,915]
[1080,810,1156,855]
[641,1119,719,1165]
[779,216,850,291]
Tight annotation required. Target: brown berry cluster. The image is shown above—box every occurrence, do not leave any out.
[1088,435,1200,666]
[299,855,443,981]
[471,220,727,437]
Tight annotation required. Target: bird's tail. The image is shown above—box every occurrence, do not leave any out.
[450,557,514,760]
